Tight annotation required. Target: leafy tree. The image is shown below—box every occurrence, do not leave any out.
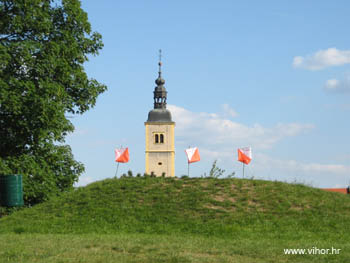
[0,0,106,205]
[0,143,84,204]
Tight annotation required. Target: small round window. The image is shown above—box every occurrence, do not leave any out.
[158,162,162,165]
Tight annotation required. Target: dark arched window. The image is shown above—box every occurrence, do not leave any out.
[160,134,164,143]
[155,134,159,144]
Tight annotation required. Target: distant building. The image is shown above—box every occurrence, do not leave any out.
[144,52,175,177]
[322,187,350,194]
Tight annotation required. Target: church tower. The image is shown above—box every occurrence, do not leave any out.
[145,51,175,177]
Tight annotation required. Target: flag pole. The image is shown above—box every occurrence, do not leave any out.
[115,145,122,178]
[115,162,120,178]
[188,162,190,177]
[188,145,190,177]
[242,162,245,178]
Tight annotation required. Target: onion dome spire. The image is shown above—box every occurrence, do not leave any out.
[147,49,173,122]
[154,49,167,109]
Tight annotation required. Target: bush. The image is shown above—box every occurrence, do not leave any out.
[0,144,83,206]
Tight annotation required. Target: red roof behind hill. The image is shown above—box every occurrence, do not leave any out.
[322,188,349,194]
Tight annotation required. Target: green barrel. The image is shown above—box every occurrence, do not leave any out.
[0,175,24,207]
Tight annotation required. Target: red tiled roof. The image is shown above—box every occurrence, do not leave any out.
[322,188,349,194]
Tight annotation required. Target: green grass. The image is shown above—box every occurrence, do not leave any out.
[0,177,350,262]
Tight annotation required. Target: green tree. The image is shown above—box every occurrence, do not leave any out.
[0,0,106,205]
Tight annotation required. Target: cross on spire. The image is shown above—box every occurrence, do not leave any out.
[158,49,162,75]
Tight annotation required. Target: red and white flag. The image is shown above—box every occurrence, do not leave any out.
[185,147,200,163]
[238,147,252,165]
[115,148,129,163]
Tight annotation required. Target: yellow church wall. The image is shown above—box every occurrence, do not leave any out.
[145,125,149,173]
[145,122,175,177]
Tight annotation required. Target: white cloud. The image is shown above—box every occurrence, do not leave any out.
[246,153,350,187]
[167,105,349,185]
[221,104,238,118]
[293,48,350,70]
[168,105,314,150]
[302,163,349,174]
[324,79,339,90]
[324,74,350,93]
[256,153,350,175]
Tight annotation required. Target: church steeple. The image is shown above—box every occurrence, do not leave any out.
[146,49,173,122]
[145,50,175,177]
[153,49,167,109]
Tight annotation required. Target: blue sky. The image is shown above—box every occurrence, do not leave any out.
[67,0,350,187]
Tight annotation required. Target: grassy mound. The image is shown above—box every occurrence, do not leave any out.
[1,177,349,238]
[1,177,350,262]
